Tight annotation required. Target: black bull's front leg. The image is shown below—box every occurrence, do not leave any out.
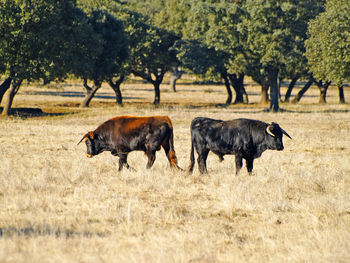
[246,158,254,174]
[235,155,243,175]
[235,155,254,175]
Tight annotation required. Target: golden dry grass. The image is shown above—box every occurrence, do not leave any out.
[0,79,350,262]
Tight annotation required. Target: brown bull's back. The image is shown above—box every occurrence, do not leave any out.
[101,116,172,136]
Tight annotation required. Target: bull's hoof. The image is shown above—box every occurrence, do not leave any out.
[127,166,136,172]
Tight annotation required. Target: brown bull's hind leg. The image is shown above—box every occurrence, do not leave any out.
[162,140,182,170]
[146,150,156,169]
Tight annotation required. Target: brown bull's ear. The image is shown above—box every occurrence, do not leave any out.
[77,132,94,145]
[266,124,275,137]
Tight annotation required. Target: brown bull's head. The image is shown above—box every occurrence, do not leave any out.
[78,132,96,158]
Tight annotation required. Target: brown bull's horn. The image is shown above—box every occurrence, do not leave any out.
[77,134,88,145]
[281,128,292,140]
[77,132,94,145]
[266,125,275,137]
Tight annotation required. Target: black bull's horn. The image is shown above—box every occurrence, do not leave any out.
[281,127,292,140]
[266,124,292,140]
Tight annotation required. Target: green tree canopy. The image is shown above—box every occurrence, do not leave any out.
[0,0,92,115]
[81,0,179,105]
[240,0,325,111]
[79,9,129,107]
[306,0,350,86]
[119,1,179,105]
[130,25,178,105]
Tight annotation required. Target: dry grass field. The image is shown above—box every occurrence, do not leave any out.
[0,78,350,262]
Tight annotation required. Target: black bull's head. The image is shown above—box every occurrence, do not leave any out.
[265,122,292,150]
[266,122,292,139]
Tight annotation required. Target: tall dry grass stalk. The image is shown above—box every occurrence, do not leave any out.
[0,81,349,262]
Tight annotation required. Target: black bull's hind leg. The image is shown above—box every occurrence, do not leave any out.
[197,149,209,174]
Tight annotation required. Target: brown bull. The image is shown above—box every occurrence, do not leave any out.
[78,116,181,171]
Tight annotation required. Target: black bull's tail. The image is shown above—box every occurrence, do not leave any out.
[188,136,195,174]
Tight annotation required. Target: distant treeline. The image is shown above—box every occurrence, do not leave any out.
[0,0,349,115]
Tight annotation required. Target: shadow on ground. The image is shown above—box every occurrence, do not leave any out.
[0,225,108,239]
[23,90,142,100]
[0,107,78,119]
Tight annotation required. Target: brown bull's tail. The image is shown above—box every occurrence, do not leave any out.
[168,130,183,171]
[188,137,195,174]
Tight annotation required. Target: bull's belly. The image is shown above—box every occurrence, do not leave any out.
[207,143,257,158]
[114,144,146,154]
[207,143,235,155]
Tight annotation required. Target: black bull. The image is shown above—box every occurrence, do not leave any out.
[188,117,292,174]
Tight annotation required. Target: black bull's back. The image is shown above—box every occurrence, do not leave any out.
[188,117,292,175]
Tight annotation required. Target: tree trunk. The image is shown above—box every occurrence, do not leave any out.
[153,74,165,105]
[0,78,12,105]
[278,77,283,101]
[292,77,314,103]
[315,80,330,104]
[2,79,22,116]
[153,81,161,105]
[43,78,50,86]
[132,70,165,105]
[267,66,279,112]
[169,66,183,92]
[221,71,232,105]
[260,78,270,104]
[80,80,102,108]
[284,76,299,102]
[319,87,327,104]
[229,73,248,104]
[338,84,345,104]
[83,78,92,92]
[151,71,166,105]
[108,75,125,106]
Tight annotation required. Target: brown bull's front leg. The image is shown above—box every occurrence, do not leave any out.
[118,153,131,171]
